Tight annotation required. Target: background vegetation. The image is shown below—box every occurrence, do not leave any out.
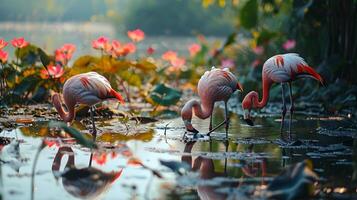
[0,0,356,115]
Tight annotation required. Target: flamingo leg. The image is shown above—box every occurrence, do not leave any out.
[209,114,213,131]
[288,82,294,140]
[224,101,229,140]
[206,102,229,137]
[90,106,97,141]
[280,83,287,137]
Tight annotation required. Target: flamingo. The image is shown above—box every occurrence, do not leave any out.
[52,72,124,139]
[181,67,243,139]
[241,53,323,139]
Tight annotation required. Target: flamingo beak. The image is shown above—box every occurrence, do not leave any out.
[237,82,244,92]
[243,109,254,126]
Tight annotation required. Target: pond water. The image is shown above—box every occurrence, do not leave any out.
[0,101,356,200]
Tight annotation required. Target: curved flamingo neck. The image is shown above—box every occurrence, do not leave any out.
[254,75,272,109]
[52,93,75,122]
[190,99,213,120]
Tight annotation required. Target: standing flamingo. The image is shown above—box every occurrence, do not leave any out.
[52,72,124,139]
[181,67,243,139]
[242,53,323,139]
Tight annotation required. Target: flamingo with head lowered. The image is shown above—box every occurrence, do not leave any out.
[52,72,124,139]
[181,67,243,140]
[242,53,323,139]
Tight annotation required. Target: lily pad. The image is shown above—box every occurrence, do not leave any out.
[150,84,182,106]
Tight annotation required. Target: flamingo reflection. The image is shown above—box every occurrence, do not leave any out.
[52,146,122,199]
[181,142,267,200]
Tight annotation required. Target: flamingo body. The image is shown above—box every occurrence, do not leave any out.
[242,53,323,137]
[52,72,124,123]
[181,67,243,135]
[262,53,323,83]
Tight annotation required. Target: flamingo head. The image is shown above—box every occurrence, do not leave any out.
[242,91,258,126]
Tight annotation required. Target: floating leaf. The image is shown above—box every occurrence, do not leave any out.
[49,121,96,149]
[97,129,154,142]
[240,0,258,29]
[15,118,34,124]
[150,84,182,106]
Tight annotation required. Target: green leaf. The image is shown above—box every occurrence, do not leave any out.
[150,84,182,106]
[118,70,142,87]
[256,29,278,45]
[15,44,40,65]
[49,121,97,149]
[135,59,157,72]
[222,32,237,48]
[240,0,258,29]
[37,48,51,67]
[72,55,97,69]
[13,76,39,96]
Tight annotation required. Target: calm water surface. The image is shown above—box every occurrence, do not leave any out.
[0,105,356,200]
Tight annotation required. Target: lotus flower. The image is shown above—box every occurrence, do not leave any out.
[221,59,235,69]
[146,47,155,55]
[40,64,64,79]
[11,37,29,48]
[112,42,136,57]
[253,46,264,55]
[0,39,8,49]
[55,43,76,65]
[162,50,178,61]
[168,57,185,72]
[282,39,296,51]
[0,50,8,63]
[112,40,121,50]
[127,29,145,42]
[61,43,76,58]
[92,36,109,50]
[55,50,66,65]
[188,43,201,57]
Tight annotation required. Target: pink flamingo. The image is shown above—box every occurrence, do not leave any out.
[181,67,243,139]
[242,53,323,139]
[52,72,124,139]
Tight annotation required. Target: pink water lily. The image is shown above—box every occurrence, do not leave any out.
[61,43,76,55]
[168,57,186,72]
[103,42,113,54]
[253,46,264,55]
[162,50,178,61]
[11,37,29,48]
[146,47,155,55]
[92,36,109,50]
[188,43,201,57]
[55,43,76,65]
[112,42,136,57]
[221,59,235,69]
[0,50,8,63]
[282,39,296,51]
[112,40,121,50]
[55,50,66,65]
[127,29,145,42]
[40,64,64,79]
[0,39,8,49]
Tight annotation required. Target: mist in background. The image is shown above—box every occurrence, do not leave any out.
[0,0,235,36]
